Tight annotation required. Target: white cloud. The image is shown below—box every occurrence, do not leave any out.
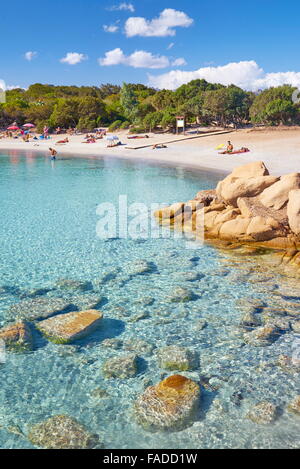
[6,84,22,90]
[148,60,300,91]
[99,48,171,69]
[103,24,119,33]
[0,79,6,92]
[24,51,37,61]
[172,58,187,67]
[108,3,135,12]
[125,8,193,37]
[60,52,88,65]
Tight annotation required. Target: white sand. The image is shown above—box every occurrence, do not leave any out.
[1,128,300,175]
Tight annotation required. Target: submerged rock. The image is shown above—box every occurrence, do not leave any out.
[0,321,33,352]
[277,355,300,374]
[240,310,262,328]
[194,319,207,331]
[167,287,193,303]
[246,401,278,424]
[28,415,99,449]
[96,270,119,285]
[103,353,137,379]
[287,396,300,415]
[243,326,279,347]
[55,279,93,292]
[124,259,154,276]
[101,338,123,349]
[19,287,53,299]
[171,271,202,282]
[134,375,200,432]
[157,346,197,371]
[37,310,103,344]
[123,338,155,356]
[90,387,110,399]
[8,297,75,321]
[236,298,265,311]
[69,294,104,311]
[291,320,300,333]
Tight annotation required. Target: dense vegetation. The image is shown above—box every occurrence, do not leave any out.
[1,80,300,133]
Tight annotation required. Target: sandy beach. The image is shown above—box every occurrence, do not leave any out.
[1,127,300,175]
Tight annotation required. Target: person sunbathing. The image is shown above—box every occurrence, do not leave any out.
[82,137,96,143]
[56,137,69,144]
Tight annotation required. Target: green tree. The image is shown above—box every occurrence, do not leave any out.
[49,98,79,127]
[143,111,163,131]
[250,85,298,124]
[120,83,138,122]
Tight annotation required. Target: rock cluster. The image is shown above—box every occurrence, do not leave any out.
[154,161,300,265]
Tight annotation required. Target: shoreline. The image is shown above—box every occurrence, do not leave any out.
[0,127,300,175]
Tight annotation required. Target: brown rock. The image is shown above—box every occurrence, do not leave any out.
[287,189,300,235]
[134,375,200,431]
[214,208,241,224]
[219,216,251,240]
[154,203,184,221]
[287,396,300,415]
[246,401,278,424]
[0,321,33,351]
[237,196,289,225]
[204,203,227,214]
[217,175,279,207]
[28,415,99,449]
[194,189,217,206]
[37,310,103,344]
[259,173,300,210]
[229,161,270,178]
[246,216,286,241]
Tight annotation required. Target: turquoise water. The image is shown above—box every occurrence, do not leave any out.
[0,150,299,449]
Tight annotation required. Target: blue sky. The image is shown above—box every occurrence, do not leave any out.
[1,0,300,90]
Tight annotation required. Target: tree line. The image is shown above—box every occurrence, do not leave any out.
[1,80,300,133]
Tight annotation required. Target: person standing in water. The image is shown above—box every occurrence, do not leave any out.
[49,148,57,160]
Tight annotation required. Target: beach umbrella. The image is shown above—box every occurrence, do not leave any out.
[7,125,19,130]
[23,123,35,128]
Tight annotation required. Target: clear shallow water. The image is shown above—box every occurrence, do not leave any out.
[0,150,299,449]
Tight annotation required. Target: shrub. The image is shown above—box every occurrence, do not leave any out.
[129,126,147,134]
[108,120,123,131]
[119,121,130,129]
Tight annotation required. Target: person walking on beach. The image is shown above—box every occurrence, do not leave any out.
[49,148,57,160]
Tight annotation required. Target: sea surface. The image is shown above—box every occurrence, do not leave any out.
[0,150,299,449]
